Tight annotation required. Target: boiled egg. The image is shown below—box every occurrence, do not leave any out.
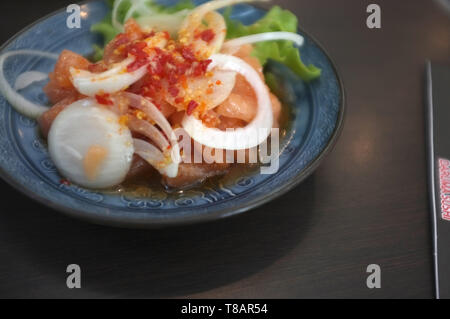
[48,99,134,189]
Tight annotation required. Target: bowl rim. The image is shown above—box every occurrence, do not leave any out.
[0,0,346,228]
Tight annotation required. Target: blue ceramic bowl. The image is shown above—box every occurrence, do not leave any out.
[0,0,345,227]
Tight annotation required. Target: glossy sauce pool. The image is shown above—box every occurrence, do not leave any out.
[107,102,292,200]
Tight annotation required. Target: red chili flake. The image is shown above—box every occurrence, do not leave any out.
[152,101,162,110]
[180,47,196,62]
[149,59,164,76]
[144,31,156,38]
[187,100,199,115]
[167,72,178,85]
[127,41,149,72]
[114,33,130,47]
[199,29,215,43]
[128,58,148,72]
[176,62,190,75]
[95,93,114,105]
[60,179,71,186]
[152,47,164,56]
[129,41,147,53]
[149,76,163,91]
[216,80,222,85]
[168,86,179,97]
[163,31,170,39]
[175,97,184,104]
[193,59,212,77]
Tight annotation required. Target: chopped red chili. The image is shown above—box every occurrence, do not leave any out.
[144,31,156,38]
[114,33,130,47]
[193,59,212,77]
[95,93,114,105]
[180,47,196,62]
[127,58,148,72]
[168,86,179,97]
[60,179,71,186]
[118,31,213,115]
[187,100,199,115]
[127,41,149,72]
[199,29,215,43]
[152,101,162,110]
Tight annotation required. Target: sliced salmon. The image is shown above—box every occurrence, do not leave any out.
[163,162,230,189]
[126,154,154,181]
[44,50,90,104]
[215,44,281,127]
[38,93,80,138]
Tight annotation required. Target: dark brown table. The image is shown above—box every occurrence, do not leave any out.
[0,0,449,298]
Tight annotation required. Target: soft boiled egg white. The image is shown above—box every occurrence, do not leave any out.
[48,99,134,189]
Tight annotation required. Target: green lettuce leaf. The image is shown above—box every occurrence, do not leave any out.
[224,6,321,81]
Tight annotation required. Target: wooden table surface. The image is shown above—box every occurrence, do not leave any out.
[0,0,449,298]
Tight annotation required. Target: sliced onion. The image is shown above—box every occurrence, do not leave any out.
[133,138,179,178]
[180,0,268,32]
[182,54,273,150]
[70,33,168,97]
[203,11,227,55]
[112,0,126,31]
[178,0,267,58]
[127,115,169,151]
[0,50,58,119]
[124,0,154,23]
[137,10,190,36]
[48,99,134,189]
[185,11,227,59]
[222,32,305,54]
[14,71,48,90]
[122,92,181,171]
[123,1,139,23]
[115,0,160,31]
[143,32,169,49]
[165,69,236,111]
[70,57,148,96]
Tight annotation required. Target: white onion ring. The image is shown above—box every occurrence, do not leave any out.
[70,33,167,97]
[182,54,273,150]
[127,115,169,151]
[124,0,151,23]
[179,0,268,58]
[137,10,190,36]
[122,92,181,173]
[133,138,179,178]
[183,11,227,59]
[14,71,48,90]
[164,69,236,111]
[0,50,58,119]
[180,0,268,32]
[222,32,305,54]
[112,0,126,31]
[70,57,148,96]
[114,0,163,31]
